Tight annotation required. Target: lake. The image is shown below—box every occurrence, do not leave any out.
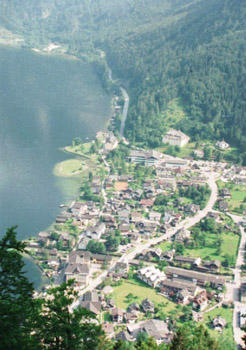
[0,45,111,288]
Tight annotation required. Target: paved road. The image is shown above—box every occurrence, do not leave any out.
[108,68,129,138]
[225,214,246,348]
[72,170,219,309]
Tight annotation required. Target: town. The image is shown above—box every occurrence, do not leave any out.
[25,125,246,348]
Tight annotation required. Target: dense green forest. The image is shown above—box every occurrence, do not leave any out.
[0,0,246,159]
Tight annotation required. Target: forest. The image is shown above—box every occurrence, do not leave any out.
[0,0,246,160]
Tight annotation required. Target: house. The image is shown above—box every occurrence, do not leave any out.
[192,291,208,311]
[68,251,91,264]
[102,323,114,339]
[216,140,230,150]
[149,211,162,222]
[78,237,90,250]
[69,201,87,216]
[140,199,154,208]
[160,250,175,261]
[112,308,125,323]
[162,129,190,147]
[83,291,99,302]
[137,266,166,288]
[141,298,155,313]
[118,209,130,222]
[116,330,133,342]
[80,300,101,316]
[220,188,231,199]
[159,279,198,298]
[240,278,246,303]
[129,319,173,345]
[165,266,226,289]
[240,308,246,327]
[128,232,141,243]
[176,289,191,304]
[218,201,229,212]
[194,150,204,158]
[138,220,158,235]
[207,212,220,222]
[212,316,227,330]
[202,260,221,272]
[64,263,89,285]
[233,177,246,186]
[174,228,191,243]
[119,224,130,233]
[85,222,106,240]
[56,213,71,223]
[114,261,129,277]
[174,256,196,265]
[91,254,113,266]
[124,312,138,324]
[184,204,200,216]
[102,285,114,295]
[47,256,60,270]
[128,303,140,313]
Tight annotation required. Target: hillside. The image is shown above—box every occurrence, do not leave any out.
[1,0,246,161]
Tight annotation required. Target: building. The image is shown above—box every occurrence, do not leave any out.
[216,140,230,150]
[160,279,198,297]
[64,263,89,285]
[112,308,125,323]
[162,129,190,147]
[165,266,226,289]
[137,266,166,288]
[141,298,155,313]
[174,228,191,243]
[127,319,173,345]
[240,278,246,303]
[129,149,161,165]
[212,316,227,330]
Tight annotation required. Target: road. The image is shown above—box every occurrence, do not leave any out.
[108,68,129,138]
[72,171,219,308]
[224,214,246,348]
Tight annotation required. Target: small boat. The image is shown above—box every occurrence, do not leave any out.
[59,204,65,208]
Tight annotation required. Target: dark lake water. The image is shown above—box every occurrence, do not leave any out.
[0,45,111,288]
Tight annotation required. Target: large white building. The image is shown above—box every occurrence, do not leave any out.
[137,266,166,288]
[162,129,190,147]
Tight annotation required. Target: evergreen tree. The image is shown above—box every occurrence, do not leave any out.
[0,227,38,350]
[34,280,106,350]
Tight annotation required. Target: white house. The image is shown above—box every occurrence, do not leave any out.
[216,140,230,150]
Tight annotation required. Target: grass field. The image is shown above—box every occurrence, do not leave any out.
[65,141,93,156]
[202,307,234,346]
[156,240,173,252]
[54,159,83,176]
[217,180,246,215]
[183,231,239,266]
[113,276,177,315]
